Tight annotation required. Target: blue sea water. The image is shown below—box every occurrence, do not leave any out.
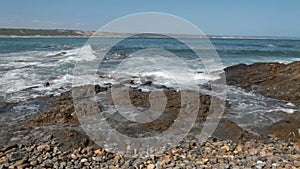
[0,37,299,130]
[0,37,299,101]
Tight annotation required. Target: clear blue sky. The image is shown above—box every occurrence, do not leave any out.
[0,0,300,37]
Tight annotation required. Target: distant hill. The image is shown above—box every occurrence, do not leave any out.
[0,28,207,38]
[0,28,93,37]
[0,28,219,38]
[1,28,297,39]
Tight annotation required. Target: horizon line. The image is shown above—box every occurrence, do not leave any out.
[1,27,300,39]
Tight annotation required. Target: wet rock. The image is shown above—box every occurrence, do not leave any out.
[26,95,78,126]
[95,85,107,93]
[44,81,50,87]
[225,61,300,105]
[55,51,67,56]
[143,81,153,86]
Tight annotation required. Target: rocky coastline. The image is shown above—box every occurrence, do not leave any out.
[0,61,299,168]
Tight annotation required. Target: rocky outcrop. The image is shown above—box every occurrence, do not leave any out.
[26,95,78,126]
[104,88,253,141]
[225,61,300,144]
[225,61,300,105]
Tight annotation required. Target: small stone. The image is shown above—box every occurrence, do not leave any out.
[81,147,91,154]
[17,163,30,169]
[10,152,24,161]
[221,145,230,151]
[30,160,38,167]
[202,158,209,164]
[2,144,18,151]
[10,137,21,142]
[249,149,258,155]
[0,152,4,157]
[235,145,242,152]
[94,149,104,155]
[256,160,266,169]
[219,163,229,168]
[162,155,171,164]
[291,154,300,160]
[147,164,155,169]
[70,154,77,159]
[22,136,30,140]
[25,146,33,152]
[60,162,67,168]
[109,166,118,169]
[53,147,59,154]
[15,159,25,165]
[73,149,79,154]
[80,158,88,163]
[37,144,50,152]
[259,150,266,156]
[294,161,300,167]
[171,149,179,154]
[223,155,234,160]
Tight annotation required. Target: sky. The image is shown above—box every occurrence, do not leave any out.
[0,0,300,37]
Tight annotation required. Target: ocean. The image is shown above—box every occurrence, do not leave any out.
[0,37,299,130]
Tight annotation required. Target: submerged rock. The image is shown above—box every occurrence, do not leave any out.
[54,51,67,56]
[43,81,50,87]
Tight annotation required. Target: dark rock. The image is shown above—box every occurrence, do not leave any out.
[94,85,107,93]
[212,119,258,142]
[143,81,152,86]
[55,52,67,56]
[51,128,92,151]
[262,111,300,144]
[225,61,300,105]
[26,96,78,126]
[129,80,135,84]
[44,82,50,87]
[9,152,25,161]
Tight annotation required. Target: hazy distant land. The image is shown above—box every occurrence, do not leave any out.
[0,28,298,39]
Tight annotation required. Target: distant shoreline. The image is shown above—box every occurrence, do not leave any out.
[1,35,300,40]
[0,28,299,40]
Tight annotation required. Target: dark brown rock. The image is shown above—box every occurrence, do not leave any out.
[26,96,78,126]
[212,119,258,142]
[51,128,93,151]
[95,85,107,93]
[225,61,300,105]
[262,111,300,144]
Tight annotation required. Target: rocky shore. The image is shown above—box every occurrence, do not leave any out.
[225,61,300,105]
[225,61,300,144]
[0,137,299,168]
[0,61,300,168]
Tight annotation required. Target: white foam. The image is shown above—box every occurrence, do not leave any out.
[57,45,97,62]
